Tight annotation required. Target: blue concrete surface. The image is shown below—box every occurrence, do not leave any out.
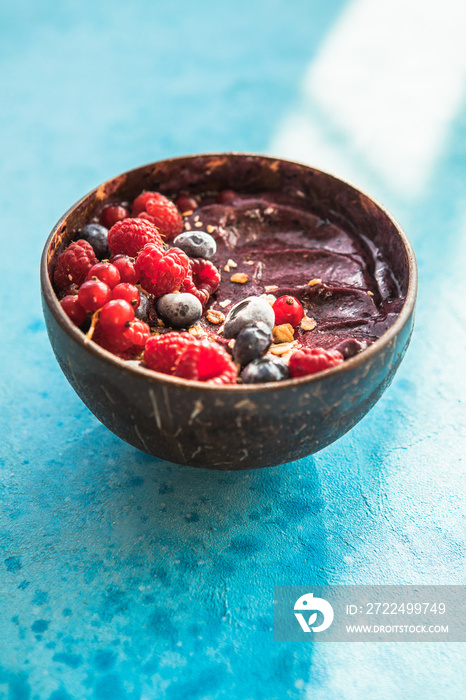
[1,1,465,698]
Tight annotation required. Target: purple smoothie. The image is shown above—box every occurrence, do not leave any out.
[181,191,404,353]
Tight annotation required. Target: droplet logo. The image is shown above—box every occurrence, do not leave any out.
[294,592,334,633]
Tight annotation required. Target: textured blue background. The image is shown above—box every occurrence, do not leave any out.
[1,1,465,698]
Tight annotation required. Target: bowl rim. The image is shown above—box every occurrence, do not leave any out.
[40,152,418,392]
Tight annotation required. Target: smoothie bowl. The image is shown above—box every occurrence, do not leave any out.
[40,154,417,470]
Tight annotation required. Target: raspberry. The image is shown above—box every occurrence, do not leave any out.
[86,262,121,288]
[288,347,344,378]
[100,204,130,229]
[110,254,139,284]
[143,198,183,240]
[136,244,190,297]
[273,295,304,327]
[108,218,164,258]
[174,339,237,385]
[54,239,97,289]
[181,258,220,306]
[132,191,167,216]
[93,319,150,355]
[99,299,135,334]
[78,279,112,312]
[144,332,195,374]
[125,319,151,347]
[60,295,87,326]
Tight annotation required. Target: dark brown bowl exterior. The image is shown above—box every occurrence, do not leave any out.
[41,154,417,470]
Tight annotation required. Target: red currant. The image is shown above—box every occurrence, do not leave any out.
[110,254,139,284]
[111,283,140,308]
[217,189,237,204]
[61,295,87,325]
[86,262,121,289]
[99,299,134,334]
[100,204,130,229]
[175,195,198,213]
[272,295,304,327]
[77,279,112,312]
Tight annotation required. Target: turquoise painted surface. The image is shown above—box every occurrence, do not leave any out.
[1,1,465,698]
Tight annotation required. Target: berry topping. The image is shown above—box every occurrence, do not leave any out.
[108,218,164,258]
[53,239,97,289]
[173,339,237,385]
[181,258,220,306]
[175,195,198,213]
[144,332,196,374]
[99,299,135,335]
[288,347,344,378]
[60,295,87,326]
[132,191,167,216]
[136,244,190,297]
[86,262,121,289]
[77,279,112,312]
[242,356,290,383]
[217,189,237,204]
[156,293,202,328]
[111,283,140,308]
[272,295,304,327]
[232,322,273,366]
[93,318,151,356]
[135,291,150,322]
[333,338,367,359]
[173,231,217,259]
[223,296,275,339]
[109,254,139,284]
[142,197,184,240]
[77,223,109,259]
[100,204,130,229]
[240,356,290,384]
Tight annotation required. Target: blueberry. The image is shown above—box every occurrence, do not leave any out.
[240,356,290,384]
[223,296,275,339]
[77,223,109,259]
[156,293,202,328]
[135,291,150,322]
[233,322,272,366]
[172,231,217,259]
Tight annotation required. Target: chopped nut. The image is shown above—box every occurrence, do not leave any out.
[367,290,374,296]
[194,221,203,228]
[227,258,237,268]
[182,209,193,217]
[228,339,235,349]
[273,323,295,343]
[264,285,278,293]
[206,224,215,234]
[157,318,165,327]
[269,342,296,356]
[188,325,206,337]
[206,309,225,325]
[184,222,191,230]
[244,260,254,265]
[300,315,317,331]
[219,299,231,308]
[230,273,249,284]
[224,264,230,272]
[194,215,200,222]
[264,206,274,215]
[308,278,322,286]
